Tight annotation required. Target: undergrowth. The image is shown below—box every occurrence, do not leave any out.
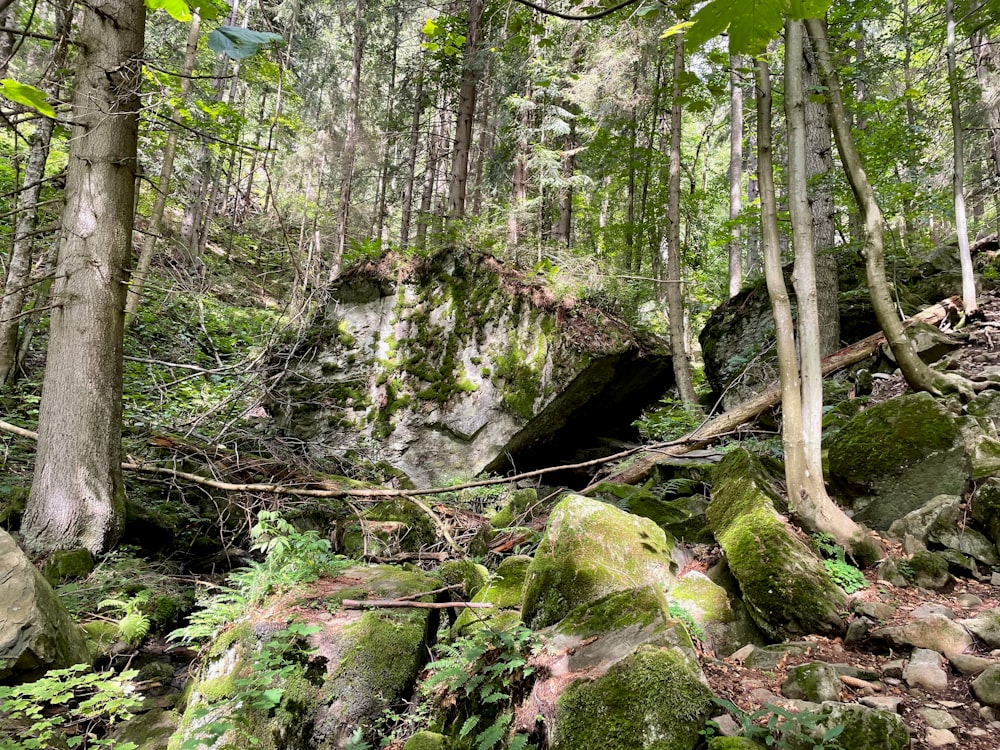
[811,533,867,594]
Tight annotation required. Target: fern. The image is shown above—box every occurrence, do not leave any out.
[475,714,511,750]
[459,715,480,739]
[507,734,533,750]
[98,593,152,646]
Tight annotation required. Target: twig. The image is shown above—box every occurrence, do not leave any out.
[340,599,493,610]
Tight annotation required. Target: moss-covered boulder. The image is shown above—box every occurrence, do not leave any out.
[171,565,439,750]
[708,450,847,639]
[549,645,714,750]
[111,707,180,750]
[437,559,490,600]
[452,555,532,635]
[334,498,436,558]
[0,530,91,682]
[270,251,673,487]
[668,571,764,657]
[707,739,768,750]
[590,481,713,543]
[971,477,1000,550]
[42,548,95,586]
[521,495,678,629]
[827,393,969,530]
[490,488,542,528]
[800,702,909,750]
[403,731,454,750]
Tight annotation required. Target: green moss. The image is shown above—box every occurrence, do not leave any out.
[552,646,713,750]
[437,560,490,599]
[556,584,670,637]
[43,548,95,585]
[209,621,253,658]
[453,555,532,633]
[403,730,454,750]
[707,739,769,750]
[490,488,540,528]
[333,610,428,706]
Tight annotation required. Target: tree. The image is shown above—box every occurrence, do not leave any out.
[727,55,743,299]
[22,0,145,555]
[447,0,485,220]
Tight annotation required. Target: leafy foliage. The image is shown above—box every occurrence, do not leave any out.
[811,533,867,594]
[0,79,55,118]
[0,664,141,750]
[634,395,705,442]
[98,592,153,646]
[705,697,845,750]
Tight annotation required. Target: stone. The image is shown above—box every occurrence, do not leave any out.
[903,648,948,692]
[876,559,910,588]
[0,529,91,681]
[549,645,714,750]
[917,707,958,729]
[270,252,673,487]
[957,593,984,607]
[961,608,1000,648]
[707,738,768,750]
[933,526,999,565]
[489,488,541,529]
[521,495,677,629]
[452,555,531,635]
[860,696,903,712]
[743,642,811,670]
[949,652,995,676]
[708,449,846,639]
[436,559,490,600]
[403,731,453,750]
[827,393,970,531]
[908,550,952,591]
[911,604,955,619]
[925,727,958,747]
[781,661,842,702]
[668,571,764,657]
[42,548,95,586]
[111,707,180,750]
[971,664,1000,706]
[873,614,971,656]
[854,601,896,621]
[971,478,1000,550]
[809,702,909,750]
[887,495,961,545]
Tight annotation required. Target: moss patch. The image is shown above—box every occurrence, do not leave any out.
[551,645,713,750]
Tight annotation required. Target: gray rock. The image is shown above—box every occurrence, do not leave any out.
[781,661,841,702]
[860,696,903,713]
[903,648,949,692]
[925,727,958,747]
[668,571,765,657]
[873,614,973,656]
[933,526,999,565]
[917,707,958,729]
[971,664,1000,707]
[949,652,995,676]
[961,608,1000,648]
[911,603,955,619]
[888,495,961,545]
[810,702,909,750]
[909,550,952,591]
[0,529,90,681]
[743,642,811,670]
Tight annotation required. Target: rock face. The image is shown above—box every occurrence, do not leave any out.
[271,252,672,486]
[520,494,678,629]
[0,530,90,681]
[827,393,969,530]
[708,449,847,639]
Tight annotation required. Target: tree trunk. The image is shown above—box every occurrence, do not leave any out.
[0,5,72,386]
[507,82,532,251]
[447,0,484,220]
[728,55,743,299]
[786,20,872,554]
[331,0,367,282]
[946,0,977,314]
[23,0,145,556]
[806,16,974,399]
[664,32,699,405]
[124,13,200,324]
[970,22,1000,180]
[399,55,425,249]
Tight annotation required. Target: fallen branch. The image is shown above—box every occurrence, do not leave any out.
[586,295,961,490]
[340,599,493,610]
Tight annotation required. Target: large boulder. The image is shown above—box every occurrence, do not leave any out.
[270,251,672,487]
[827,393,969,530]
[0,530,90,681]
[708,449,847,639]
[520,495,678,629]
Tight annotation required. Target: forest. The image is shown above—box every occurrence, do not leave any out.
[3,0,1000,748]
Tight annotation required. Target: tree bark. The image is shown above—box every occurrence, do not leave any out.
[399,55,425,249]
[805,16,974,399]
[447,0,484,220]
[23,0,145,556]
[664,31,699,405]
[727,55,743,299]
[946,0,978,315]
[124,13,200,324]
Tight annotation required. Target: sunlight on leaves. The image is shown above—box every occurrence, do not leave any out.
[0,79,55,118]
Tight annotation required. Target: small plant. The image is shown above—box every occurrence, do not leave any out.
[98,591,152,646]
[419,623,539,750]
[0,663,141,750]
[634,396,704,442]
[704,697,845,750]
[668,599,704,641]
[810,533,867,594]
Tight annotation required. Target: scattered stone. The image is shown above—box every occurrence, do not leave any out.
[887,495,961,545]
[949,653,994,676]
[845,616,872,646]
[709,713,740,737]
[882,659,905,678]
[961,608,1000,648]
[925,727,958,746]
[909,550,953,591]
[957,593,984,607]
[781,661,841,702]
[743,642,811,670]
[877,559,910,587]
[855,601,896,621]
[917,707,958,729]
[904,648,949,692]
[873,614,973,656]
[971,664,1000,707]
[860,696,903,712]
[728,644,755,663]
[911,603,955,619]
[934,527,1000,565]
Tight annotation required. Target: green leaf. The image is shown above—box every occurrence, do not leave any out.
[459,715,480,739]
[208,26,284,60]
[475,714,510,750]
[145,0,191,22]
[0,79,55,118]
[187,0,224,21]
[661,20,694,38]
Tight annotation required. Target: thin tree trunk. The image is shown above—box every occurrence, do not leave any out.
[806,16,975,399]
[23,0,145,556]
[507,81,532,251]
[416,102,445,250]
[399,55,425,249]
[447,0,484,219]
[786,20,872,555]
[0,3,72,386]
[123,13,200,324]
[331,0,367,282]
[664,32,699,405]
[947,0,977,314]
[728,55,743,299]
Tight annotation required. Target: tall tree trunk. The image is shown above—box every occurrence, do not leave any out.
[803,35,839,355]
[331,0,367,282]
[664,32,699,405]
[124,13,200,324]
[447,0,484,219]
[416,101,446,250]
[786,20,872,555]
[23,0,145,556]
[553,111,576,246]
[0,3,72,386]
[507,82,532,251]
[0,0,17,77]
[728,55,744,299]
[946,0,977,314]
[806,16,974,399]
[399,55,425,249]
[970,22,1000,180]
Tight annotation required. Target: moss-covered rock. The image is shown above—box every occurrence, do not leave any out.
[550,645,713,750]
[490,488,542,528]
[781,661,842,702]
[669,571,764,657]
[590,481,713,543]
[437,559,490,599]
[708,449,847,639]
[908,549,952,590]
[335,498,436,557]
[111,707,180,750]
[801,702,909,750]
[827,393,969,530]
[971,477,1000,550]
[707,739,768,750]
[521,495,678,629]
[453,555,531,635]
[43,549,95,586]
[403,730,455,750]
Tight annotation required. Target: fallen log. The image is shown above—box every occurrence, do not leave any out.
[585,295,962,491]
[340,599,493,610]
